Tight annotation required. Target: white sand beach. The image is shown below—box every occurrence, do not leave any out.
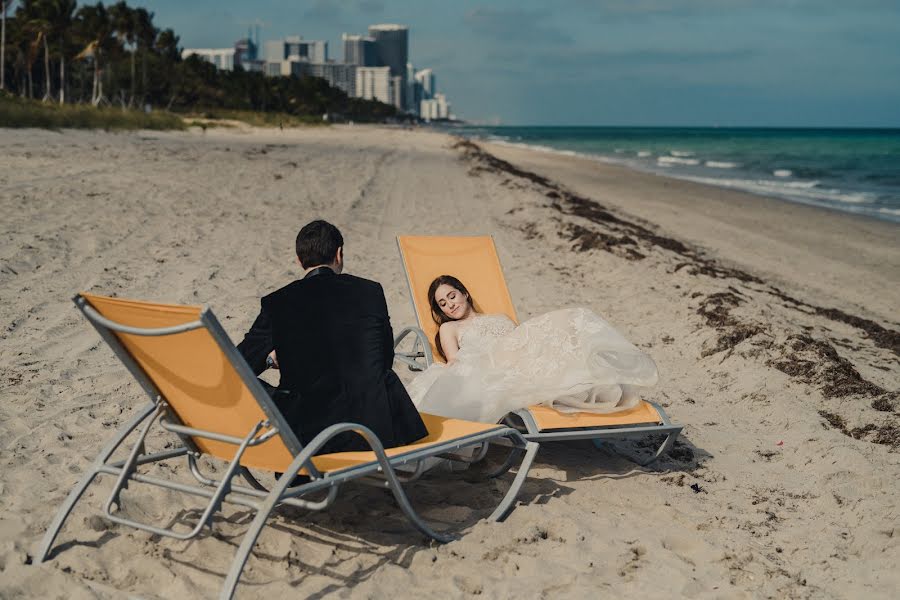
[1,124,898,598]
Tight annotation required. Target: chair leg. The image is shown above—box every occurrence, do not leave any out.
[488,441,539,522]
[34,468,101,563]
[637,432,679,466]
[377,459,457,544]
[239,467,269,492]
[485,446,521,479]
[35,402,158,563]
[220,445,329,600]
[220,477,292,598]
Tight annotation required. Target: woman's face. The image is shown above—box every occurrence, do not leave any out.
[434,283,471,320]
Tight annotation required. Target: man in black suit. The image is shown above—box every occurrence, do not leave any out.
[237,220,427,454]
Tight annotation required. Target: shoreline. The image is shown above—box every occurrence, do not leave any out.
[1,125,897,599]
[474,137,900,225]
[478,137,900,325]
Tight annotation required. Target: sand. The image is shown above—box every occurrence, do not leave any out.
[0,124,897,599]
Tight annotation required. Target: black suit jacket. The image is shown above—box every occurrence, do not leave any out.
[237,267,427,454]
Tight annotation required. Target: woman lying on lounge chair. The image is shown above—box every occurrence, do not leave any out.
[403,275,659,424]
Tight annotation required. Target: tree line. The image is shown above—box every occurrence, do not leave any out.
[0,1,397,121]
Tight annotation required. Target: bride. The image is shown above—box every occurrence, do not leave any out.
[405,275,660,424]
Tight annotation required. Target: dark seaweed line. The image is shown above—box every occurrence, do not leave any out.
[451,138,900,357]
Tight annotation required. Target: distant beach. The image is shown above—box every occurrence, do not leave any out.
[454,126,900,223]
[1,124,897,598]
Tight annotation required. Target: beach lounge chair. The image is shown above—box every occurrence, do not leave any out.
[395,235,683,464]
[36,293,538,600]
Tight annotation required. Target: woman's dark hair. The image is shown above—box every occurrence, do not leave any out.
[427,275,479,361]
[295,220,343,268]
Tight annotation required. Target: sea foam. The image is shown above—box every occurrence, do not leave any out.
[705,161,738,169]
[773,169,792,177]
[678,175,874,207]
[658,156,700,166]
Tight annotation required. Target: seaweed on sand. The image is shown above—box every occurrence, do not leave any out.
[770,335,891,399]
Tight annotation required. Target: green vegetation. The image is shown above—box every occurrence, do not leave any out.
[0,0,396,129]
[0,90,184,129]
[184,109,325,128]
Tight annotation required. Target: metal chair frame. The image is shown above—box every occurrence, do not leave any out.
[36,295,539,600]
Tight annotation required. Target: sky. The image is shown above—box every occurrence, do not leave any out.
[143,0,900,127]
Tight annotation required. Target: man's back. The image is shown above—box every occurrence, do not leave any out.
[238,268,427,454]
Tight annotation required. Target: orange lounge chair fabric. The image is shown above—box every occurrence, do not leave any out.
[82,293,297,471]
[398,235,519,360]
[524,403,662,431]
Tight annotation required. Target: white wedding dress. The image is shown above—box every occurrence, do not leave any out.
[405,308,659,424]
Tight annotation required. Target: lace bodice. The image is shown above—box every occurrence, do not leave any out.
[458,314,517,351]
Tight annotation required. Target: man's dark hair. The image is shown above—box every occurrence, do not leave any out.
[295,220,343,268]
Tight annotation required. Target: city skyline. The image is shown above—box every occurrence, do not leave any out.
[184,22,451,119]
[148,0,900,127]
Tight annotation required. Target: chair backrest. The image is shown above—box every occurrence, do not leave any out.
[78,293,301,471]
[397,235,518,362]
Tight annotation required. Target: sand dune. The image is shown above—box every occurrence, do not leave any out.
[0,125,897,598]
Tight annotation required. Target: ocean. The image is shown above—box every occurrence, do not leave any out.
[450,126,900,224]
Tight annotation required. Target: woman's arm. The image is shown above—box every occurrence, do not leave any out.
[438,322,460,363]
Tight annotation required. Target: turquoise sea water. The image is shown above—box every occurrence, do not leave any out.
[451,126,900,224]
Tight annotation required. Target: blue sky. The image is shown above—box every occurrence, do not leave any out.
[145,0,900,126]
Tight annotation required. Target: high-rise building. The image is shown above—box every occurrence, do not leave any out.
[342,34,376,66]
[356,66,392,105]
[368,24,408,108]
[420,93,450,121]
[308,63,357,96]
[390,76,404,111]
[414,68,435,99]
[265,60,309,78]
[234,38,265,72]
[264,40,284,63]
[265,36,328,64]
[406,63,419,115]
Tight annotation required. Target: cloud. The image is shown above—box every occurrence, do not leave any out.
[564,0,900,20]
[464,7,573,45]
[303,0,385,25]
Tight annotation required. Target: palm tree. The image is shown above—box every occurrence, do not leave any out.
[109,0,134,106]
[22,0,76,104]
[3,4,30,96]
[18,0,53,101]
[3,8,31,96]
[75,2,112,106]
[1,0,10,91]
[154,27,180,108]
[133,6,154,106]
[50,0,76,104]
[155,26,178,63]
